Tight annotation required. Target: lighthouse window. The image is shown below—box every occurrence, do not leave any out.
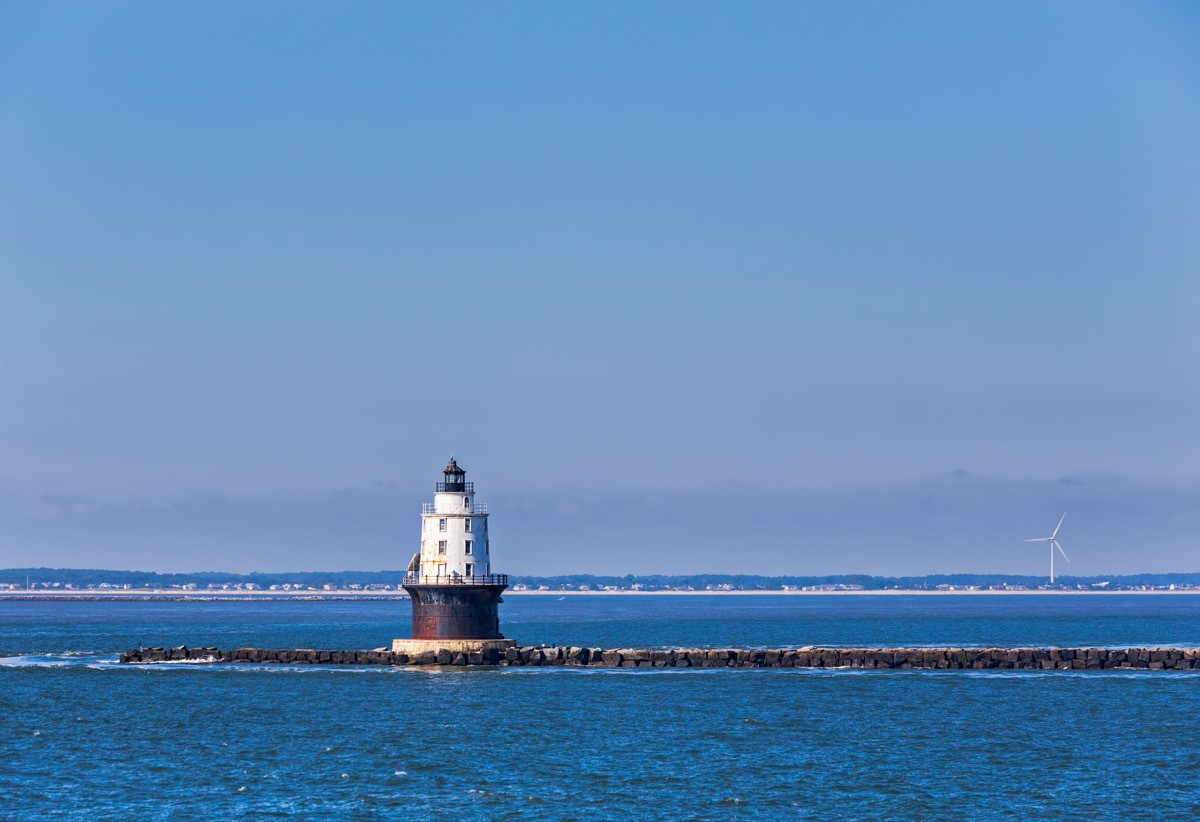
[465,563,473,577]
[465,541,473,555]
[438,519,446,532]
[438,540,447,554]
[465,518,472,532]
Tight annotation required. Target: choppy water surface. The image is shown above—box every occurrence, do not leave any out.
[3,595,1199,819]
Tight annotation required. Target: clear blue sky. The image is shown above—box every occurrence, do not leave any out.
[1,3,1197,575]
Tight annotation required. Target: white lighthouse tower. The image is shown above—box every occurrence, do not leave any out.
[393,458,515,656]
[412,457,492,583]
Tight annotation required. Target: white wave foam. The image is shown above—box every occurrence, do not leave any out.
[0,655,71,668]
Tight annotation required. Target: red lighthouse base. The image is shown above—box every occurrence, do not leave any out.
[402,577,507,640]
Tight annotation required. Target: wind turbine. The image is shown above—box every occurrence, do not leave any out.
[1025,513,1069,584]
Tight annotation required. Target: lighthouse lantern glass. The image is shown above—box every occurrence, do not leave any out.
[442,463,466,491]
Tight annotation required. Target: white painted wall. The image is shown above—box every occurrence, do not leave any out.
[418,491,490,579]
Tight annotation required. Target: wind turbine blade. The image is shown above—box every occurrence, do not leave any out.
[1052,512,1066,539]
[1024,538,1052,542]
[1054,540,1070,563]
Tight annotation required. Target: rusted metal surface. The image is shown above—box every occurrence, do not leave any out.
[404,581,507,639]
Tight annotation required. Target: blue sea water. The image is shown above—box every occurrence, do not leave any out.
[2,594,1199,819]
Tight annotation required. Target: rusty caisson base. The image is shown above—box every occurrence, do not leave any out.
[403,582,507,639]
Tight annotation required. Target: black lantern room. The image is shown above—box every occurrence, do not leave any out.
[439,457,468,492]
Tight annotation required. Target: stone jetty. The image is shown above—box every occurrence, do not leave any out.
[119,645,1200,670]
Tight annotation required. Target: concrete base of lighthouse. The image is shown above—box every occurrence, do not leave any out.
[391,637,517,655]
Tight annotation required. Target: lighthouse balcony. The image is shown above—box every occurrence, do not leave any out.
[423,502,487,515]
[403,573,508,587]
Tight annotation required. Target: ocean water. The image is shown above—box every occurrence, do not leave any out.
[3,594,1199,819]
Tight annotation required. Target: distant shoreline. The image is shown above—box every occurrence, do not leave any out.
[505,589,1200,596]
[504,590,1200,595]
[0,591,407,602]
[1,588,1198,602]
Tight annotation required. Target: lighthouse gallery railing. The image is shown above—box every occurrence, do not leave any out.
[403,573,508,586]
[422,502,487,514]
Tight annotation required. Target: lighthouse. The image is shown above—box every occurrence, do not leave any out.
[393,458,515,655]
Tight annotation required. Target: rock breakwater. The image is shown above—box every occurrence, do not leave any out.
[119,645,1200,670]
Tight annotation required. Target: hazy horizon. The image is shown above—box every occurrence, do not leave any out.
[5,468,1197,577]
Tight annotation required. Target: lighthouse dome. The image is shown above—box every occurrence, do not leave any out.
[440,457,468,492]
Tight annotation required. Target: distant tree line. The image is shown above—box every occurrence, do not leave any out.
[3,567,1200,589]
[0,568,404,589]
[507,572,1200,589]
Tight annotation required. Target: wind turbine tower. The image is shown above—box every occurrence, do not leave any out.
[1024,513,1070,584]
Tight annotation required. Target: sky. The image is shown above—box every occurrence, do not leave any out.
[1,3,1197,576]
